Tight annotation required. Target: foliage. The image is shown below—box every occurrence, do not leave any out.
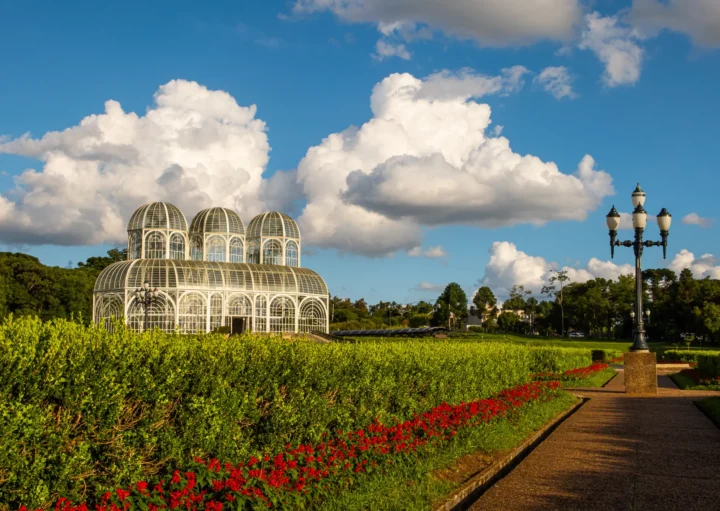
[0,249,126,325]
[472,286,496,313]
[0,316,592,509]
[30,381,563,510]
[697,353,720,378]
[432,283,468,328]
[659,349,720,363]
[696,397,720,429]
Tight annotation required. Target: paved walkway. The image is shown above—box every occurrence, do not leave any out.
[469,370,720,511]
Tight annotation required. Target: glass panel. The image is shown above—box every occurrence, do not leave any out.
[299,298,326,333]
[269,296,296,333]
[178,293,207,333]
[263,239,283,265]
[286,241,298,267]
[254,295,267,332]
[229,237,244,263]
[129,231,142,260]
[145,232,166,259]
[127,293,175,332]
[206,236,226,262]
[191,236,203,261]
[170,233,186,260]
[209,293,223,331]
[247,240,260,264]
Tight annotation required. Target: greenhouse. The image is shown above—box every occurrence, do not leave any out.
[93,202,328,334]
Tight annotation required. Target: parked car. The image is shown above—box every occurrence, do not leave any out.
[569,331,585,338]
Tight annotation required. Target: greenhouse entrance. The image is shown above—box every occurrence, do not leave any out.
[228,317,247,335]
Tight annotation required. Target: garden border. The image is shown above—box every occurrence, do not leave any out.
[433,395,586,511]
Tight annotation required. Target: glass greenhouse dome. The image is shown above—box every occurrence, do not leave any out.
[94,202,328,334]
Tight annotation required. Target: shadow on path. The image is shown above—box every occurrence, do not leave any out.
[468,372,720,511]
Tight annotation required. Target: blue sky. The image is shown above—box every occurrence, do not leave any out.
[1,0,719,303]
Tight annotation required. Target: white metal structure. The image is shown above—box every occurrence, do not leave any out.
[189,207,246,263]
[246,211,301,267]
[94,202,328,334]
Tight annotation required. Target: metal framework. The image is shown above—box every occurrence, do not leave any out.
[246,212,301,267]
[94,259,328,333]
[97,202,327,334]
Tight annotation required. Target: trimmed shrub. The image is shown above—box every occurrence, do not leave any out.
[697,353,720,377]
[660,349,720,363]
[0,316,591,509]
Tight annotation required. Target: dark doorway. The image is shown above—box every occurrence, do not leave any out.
[229,317,246,335]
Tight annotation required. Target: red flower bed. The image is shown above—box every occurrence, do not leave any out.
[533,363,609,382]
[22,381,561,511]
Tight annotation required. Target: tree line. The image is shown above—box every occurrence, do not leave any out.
[1,249,718,344]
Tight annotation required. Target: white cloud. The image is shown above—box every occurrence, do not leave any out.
[481,241,634,297]
[534,66,577,99]
[579,12,644,87]
[297,70,613,255]
[292,0,582,47]
[630,0,720,48]
[409,245,446,258]
[0,80,270,245]
[372,39,411,60]
[682,212,714,228]
[669,249,720,279]
[411,281,446,293]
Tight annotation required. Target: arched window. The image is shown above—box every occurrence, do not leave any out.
[254,295,267,332]
[229,237,244,263]
[127,293,175,333]
[129,232,142,260]
[227,294,252,316]
[178,293,207,333]
[190,235,203,261]
[145,232,166,259]
[286,241,299,267]
[299,299,326,333]
[170,233,186,260]
[206,236,226,262]
[247,240,260,264]
[263,239,283,265]
[209,294,223,331]
[270,296,296,333]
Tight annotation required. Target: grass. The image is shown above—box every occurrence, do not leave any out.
[669,370,720,391]
[696,397,720,429]
[313,392,579,511]
[346,332,642,353]
[561,367,618,388]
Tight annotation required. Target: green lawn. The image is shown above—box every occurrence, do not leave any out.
[562,367,618,388]
[669,371,720,391]
[313,392,579,511]
[696,397,720,429]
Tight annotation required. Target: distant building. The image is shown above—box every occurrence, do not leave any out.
[93,202,329,334]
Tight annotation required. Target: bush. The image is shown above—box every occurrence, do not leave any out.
[660,349,720,363]
[697,353,720,377]
[0,316,592,509]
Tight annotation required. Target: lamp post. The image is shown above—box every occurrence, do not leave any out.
[134,281,159,331]
[606,184,671,352]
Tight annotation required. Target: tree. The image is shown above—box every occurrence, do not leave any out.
[694,301,720,343]
[497,312,518,331]
[472,286,496,319]
[432,283,468,328]
[542,270,570,336]
[503,285,530,311]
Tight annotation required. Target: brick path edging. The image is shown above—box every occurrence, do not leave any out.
[433,396,586,511]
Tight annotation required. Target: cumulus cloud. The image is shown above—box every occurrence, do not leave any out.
[296,70,613,255]
[534,66,577,99]
[411,281,446,293]
[669,249,720,279]
[0,80,270,245]
[372,39,411,60]
[481,241,634,297]
[579,12,644,87]
[682,212,714,228]
[292,0,582,47]
[630,0,720,48]
[409,245,446,258]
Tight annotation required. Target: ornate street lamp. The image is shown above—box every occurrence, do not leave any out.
[606,184,671,352]
[134,281,159,331]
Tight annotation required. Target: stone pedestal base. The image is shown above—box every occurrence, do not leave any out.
[624,351,657,395]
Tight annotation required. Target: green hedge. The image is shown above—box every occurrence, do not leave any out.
[660,349,720,363]
[0,316,591,509]
[698,353,720,377]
